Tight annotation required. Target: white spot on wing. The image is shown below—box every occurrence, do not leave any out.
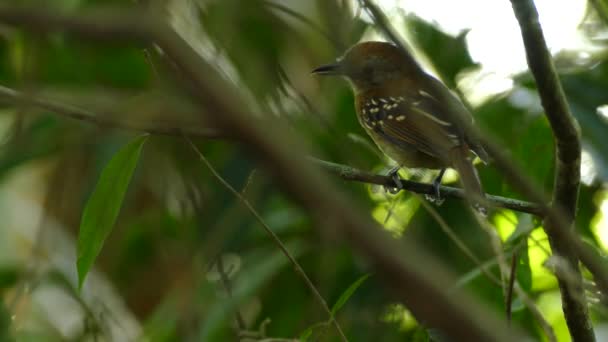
[412,107,452,126]
[419,90,436,100]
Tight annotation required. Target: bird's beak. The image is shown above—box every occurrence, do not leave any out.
[311,62,343,76]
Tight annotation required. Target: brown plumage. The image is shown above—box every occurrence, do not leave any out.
[313,41,487,206]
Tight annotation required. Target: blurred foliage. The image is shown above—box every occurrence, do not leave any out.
[0,0,607,341]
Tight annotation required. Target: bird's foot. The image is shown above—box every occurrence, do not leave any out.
[384,166,403,194]
[425,169,446,205]
[473,201,488,217]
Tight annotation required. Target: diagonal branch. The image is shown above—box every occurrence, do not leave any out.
[510,1,593,341]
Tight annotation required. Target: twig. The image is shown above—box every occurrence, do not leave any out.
[357,0,421,72]
[476,214,559,342]
[506,252,517,323]
[261,0,343,50]
[0,84,224,139]
[382,194,399,226]
[216,256,247,332]
[312,158,543,216]
[0,81,544,217]
[417,197,502,287]
[514,283,558,342]
[184,137,348,342]
[510,1,593,341]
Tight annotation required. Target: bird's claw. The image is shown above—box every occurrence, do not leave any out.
[425,168,446,205]
[384,167,403,194]
[474,203,488,216]
[427,177,445,205]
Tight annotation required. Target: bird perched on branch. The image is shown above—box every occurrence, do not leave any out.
[313,41,488,207]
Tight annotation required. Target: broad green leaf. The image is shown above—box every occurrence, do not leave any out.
[77,135,148,289]
[330,273,370,316]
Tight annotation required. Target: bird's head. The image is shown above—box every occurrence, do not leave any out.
[312,41,416,93]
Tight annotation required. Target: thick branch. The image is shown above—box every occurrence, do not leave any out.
[312,158,542,216]
[0,5,523,341]
[510,1,592,341]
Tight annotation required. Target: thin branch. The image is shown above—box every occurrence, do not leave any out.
[357,0,421,72]
[506,253,517,323]
[261,0,343,50]
[0,6,524,341]
[514,283,558,342]
[476,209,559,342]
[184,137,348,342]
[216,256,247,332]
[0,85,223,139]
[312,158,543,216]
[417,197,502,287]
[0,82,544,216]
[510,0,593,341]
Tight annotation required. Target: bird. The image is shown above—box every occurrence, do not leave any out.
[312,41,488,208]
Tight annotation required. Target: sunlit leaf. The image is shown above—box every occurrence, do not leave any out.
[77,135,148,289]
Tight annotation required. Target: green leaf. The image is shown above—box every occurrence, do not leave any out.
[330,273,370,316]
[298,322,327,342]
[77,134,148,289]
[405,15,478,88]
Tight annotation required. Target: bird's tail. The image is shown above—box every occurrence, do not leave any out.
[449,146,486,213]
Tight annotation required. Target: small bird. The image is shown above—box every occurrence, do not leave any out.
[312,41,487,206]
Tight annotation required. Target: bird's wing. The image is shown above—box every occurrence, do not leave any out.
[360,92,462,160]
[423,77,490,162]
